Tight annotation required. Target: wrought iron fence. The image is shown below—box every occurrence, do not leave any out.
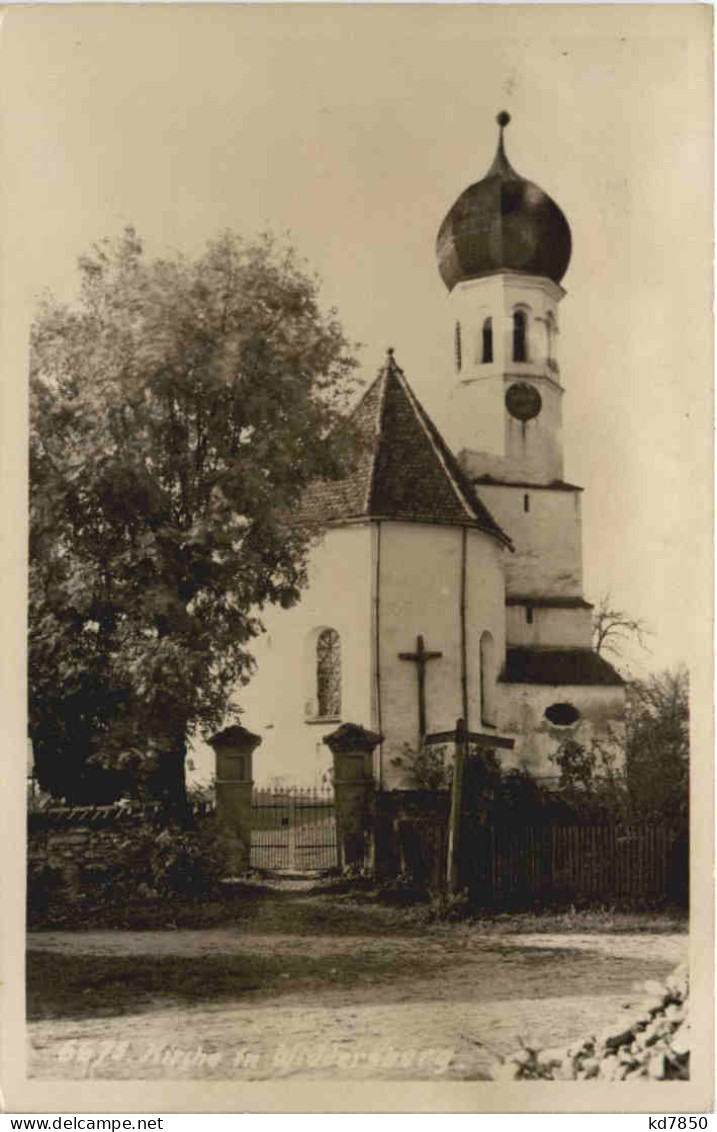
[251,786,338,872]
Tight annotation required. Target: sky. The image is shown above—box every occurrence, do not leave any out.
[0,4,712,680]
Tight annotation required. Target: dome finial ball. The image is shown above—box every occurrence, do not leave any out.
[496,110,511,129]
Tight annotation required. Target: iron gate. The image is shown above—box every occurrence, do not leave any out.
[251,787,338,871]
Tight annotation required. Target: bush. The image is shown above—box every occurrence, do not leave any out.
[390,742,453,791]
[373,872,431,906]
[100,814,239,902]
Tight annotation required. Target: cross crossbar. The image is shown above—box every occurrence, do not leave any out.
[425,729,515,750]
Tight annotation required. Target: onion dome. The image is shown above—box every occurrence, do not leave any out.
[437,112,572,291]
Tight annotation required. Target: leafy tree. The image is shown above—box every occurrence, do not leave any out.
[548,665,689,829]
[30,228,360,810]
[549,727,631,821]
[625,666,689,828]
[592,592,651,660]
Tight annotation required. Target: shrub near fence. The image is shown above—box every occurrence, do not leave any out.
[373,791,449,889]
[371,789,687,908]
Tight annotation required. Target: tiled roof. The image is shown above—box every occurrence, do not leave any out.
[301,351,512,547]
[506,596,594,610]
[500,648,625,687]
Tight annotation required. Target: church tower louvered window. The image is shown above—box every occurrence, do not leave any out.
[513,309,528,362]
[316,628,341,717]
[482,317,493,363]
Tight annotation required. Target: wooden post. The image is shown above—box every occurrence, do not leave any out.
[446,717,467,894]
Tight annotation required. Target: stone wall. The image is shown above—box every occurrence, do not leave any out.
[27,802,216,900]
[28,806,148,898]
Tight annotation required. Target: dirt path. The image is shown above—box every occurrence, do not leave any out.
[31,991,657,1081]
[27,886,687,1081]
[27,927,685,966]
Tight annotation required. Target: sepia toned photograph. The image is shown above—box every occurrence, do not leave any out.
[1,2,712,1114]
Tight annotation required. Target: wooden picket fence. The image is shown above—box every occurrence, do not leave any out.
[461,822,685,906]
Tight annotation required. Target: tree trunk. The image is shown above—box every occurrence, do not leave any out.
[152,730,190,825]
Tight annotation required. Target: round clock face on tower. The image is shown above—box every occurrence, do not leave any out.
[505,382,542,421]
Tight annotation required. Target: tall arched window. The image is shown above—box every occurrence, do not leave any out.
[454,321,462,373]
[513,310,528,362]
[480,631,497,727]
[481,317,493,364]
[316,628,341,718]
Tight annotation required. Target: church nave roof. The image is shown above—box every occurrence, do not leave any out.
[301,349,512,547]
[500,647,625,687]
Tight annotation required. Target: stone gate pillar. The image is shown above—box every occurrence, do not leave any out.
[323,723,381,870]
[209,724,262,873]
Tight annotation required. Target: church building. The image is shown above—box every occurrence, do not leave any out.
[194,112,625,789]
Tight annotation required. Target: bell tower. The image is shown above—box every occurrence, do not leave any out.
[447,269,566,482]
[438,112,571,484]
[436,112,594,649]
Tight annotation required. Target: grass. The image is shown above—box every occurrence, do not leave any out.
[28,882,685,1024]
[445,907,688,935]
[27,881,270,932]
[29,872,688,935]
[26,946,422,1023]
[234,892,687,937]
[28,920,681,1026]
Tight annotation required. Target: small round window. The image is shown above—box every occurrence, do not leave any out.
[544,702,580,727]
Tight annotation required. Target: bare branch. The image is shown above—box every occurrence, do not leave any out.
[592,592,652,658]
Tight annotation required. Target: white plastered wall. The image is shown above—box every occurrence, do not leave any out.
[443,272,565,481]
[506,604,593,649]
[188,523,374,788]
[475,483,585,599]
[377,521,506,789]
[498,681,626,780]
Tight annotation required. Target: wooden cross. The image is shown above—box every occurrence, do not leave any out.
[399,634,443,739]
[427,718,515,895]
